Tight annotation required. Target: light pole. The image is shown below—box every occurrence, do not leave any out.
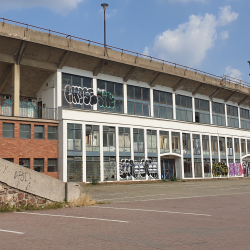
[248,61,250,75]
[101,3,109,48]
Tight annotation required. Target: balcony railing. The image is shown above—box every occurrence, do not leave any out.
[0,100,58,120]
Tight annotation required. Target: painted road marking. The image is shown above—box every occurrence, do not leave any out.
[93,206,211,217]
[16,212,129,223]
[0,229,25,235]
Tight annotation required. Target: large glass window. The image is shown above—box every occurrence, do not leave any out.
[67,156,82,182]
[211,136,218,156]
[97,80,123,113]
[219,137,226,156]
[86,125,99,152]
[227,137,233,156]
[104,156,117,181]
[127,85,150,116]
[103,126,116,152]
[2,123,14,138]
[67,124,82,151]
[20,124,31,139]
[204,159,211,177]
[153,90,173,119]
[212,102,225,126]
[193,134,201,155]
[234,138,240,158]
[241,139,246,156]
[62,73,93,110]
[184,158,192,178]
[34,125,44,139]
[195,98,210,124]
[183,133,191,155]
[202,135,210,156]
[86,156,100,183]
[194,158,202,178]
[176,95,192,122]
[147,130,157,154]
[48,126,58,140]
[172,132,180,154]
[34,159,44,172]
[227,105,239,128]
[160,131,169,154]
[119,127,131,153]
[240,108,250,130]
[133,129,144,153]
[48,159,58,172]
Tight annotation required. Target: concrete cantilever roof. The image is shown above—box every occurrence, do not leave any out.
[0,20,250,107]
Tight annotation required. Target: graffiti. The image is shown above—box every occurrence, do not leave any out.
[119,159,158,180]
[0,163,9,174]
[20,101,37,118]
[97,90,115,109]
[14,170,32,190]
[212,162,228,177]
[229,163,243,176]
[1,99,12,116]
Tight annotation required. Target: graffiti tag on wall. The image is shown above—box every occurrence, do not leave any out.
[212,162,228,177]
[229,163,243,176]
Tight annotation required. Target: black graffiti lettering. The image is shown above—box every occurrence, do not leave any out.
[3,165,8,173]
[14,171,19,180]
[25,172,31,182]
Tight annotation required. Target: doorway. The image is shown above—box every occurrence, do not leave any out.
[161,159,175,180]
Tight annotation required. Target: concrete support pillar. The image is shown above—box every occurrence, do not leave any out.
[12,64,20,116]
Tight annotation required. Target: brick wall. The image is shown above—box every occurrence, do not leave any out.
[0,119,59,179]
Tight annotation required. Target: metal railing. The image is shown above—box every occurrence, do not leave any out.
[1,17,250,89]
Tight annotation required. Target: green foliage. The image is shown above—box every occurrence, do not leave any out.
[91,178,99,185]
[170,176,177,181]
[212,162,228,177]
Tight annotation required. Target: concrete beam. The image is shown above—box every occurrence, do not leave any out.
[209,87,220,100]
[238,95,249,106]
[57,51,71,69]
[93,60,107,76]
[192,82,204,96]
[123,66,136,82]
[172,78,184,92]
[149,72,161,87]
[0,66,12,93]
[224,91,236,102]
[12,64,20,116]
[16,41,27,65]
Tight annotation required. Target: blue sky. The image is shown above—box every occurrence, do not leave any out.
[0,0,249,82]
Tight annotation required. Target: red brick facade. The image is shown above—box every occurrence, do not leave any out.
[0,118,59,179]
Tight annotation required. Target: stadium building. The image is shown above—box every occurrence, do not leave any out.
[0,19,249,183]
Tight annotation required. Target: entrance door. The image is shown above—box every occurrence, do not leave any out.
[161,159,175,180]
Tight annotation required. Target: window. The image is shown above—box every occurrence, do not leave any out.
[183,133,191,155]
[48,159,57,172]
[34,159,44,172]
[227,105,239,128]
[195,98,210,124]
[104,156,117,181]
[194,158,202,178]
[204,159,211,177]
[147,130,157,154]
[193,134,201,155]
[176,95,192,122]
[103,126,116,152]
[241,139,246,156]
[172,132,180,154]
[248,140,250,154]
[3,158,14,163]
[227,137,233,156]
[211,136,218,156]
[219,137,226,156]
[34,125,44,139]
[97,80,123,113]
[62,73,93,110]
[86,156,100,182]
[234,138,240,158]
[86,125,99,152]
[119,127,130,153]
[67,124,82,151]
[20,124,31,139]
[67,156,82,182]
[184,158,192,178]
[133,129,144,153]
[127,85,150,116]
[2,123,14,138]
[153,90,173,119]
[212,102,225,126]
[240,108,250,130]
[48,126,57,140]
[160,131,169,153]
[19,159,30,168]
[202,135,209,156]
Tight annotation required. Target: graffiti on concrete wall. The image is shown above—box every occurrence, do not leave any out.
[119,159,158,180]
[20,101,37,118]
[212,162,228,177]
[1,99,12,116]
[229,163,243,176]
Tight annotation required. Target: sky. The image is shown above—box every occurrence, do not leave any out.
[0,0,249,82]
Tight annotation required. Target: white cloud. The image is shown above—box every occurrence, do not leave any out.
[221,30,229,40]
[98,8,117,18]
[143,46,150,56]
[0,0,83,14]
[147,6,238,67]
[218,6,238,26]
[225,66,242,79]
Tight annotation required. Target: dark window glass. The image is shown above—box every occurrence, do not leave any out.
[20,124,31,139]
[48,126,58,140]
[48,159,58,172]
[143,88,150,101]
[34,125,44,139]
[2,123,14,138]
[34,159,44,172]
[127,85,134,99]
[19,158,30,168]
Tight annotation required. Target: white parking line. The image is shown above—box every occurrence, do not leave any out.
[16,212,129,223]
[93,206,211,217]
[0,229,25,235]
